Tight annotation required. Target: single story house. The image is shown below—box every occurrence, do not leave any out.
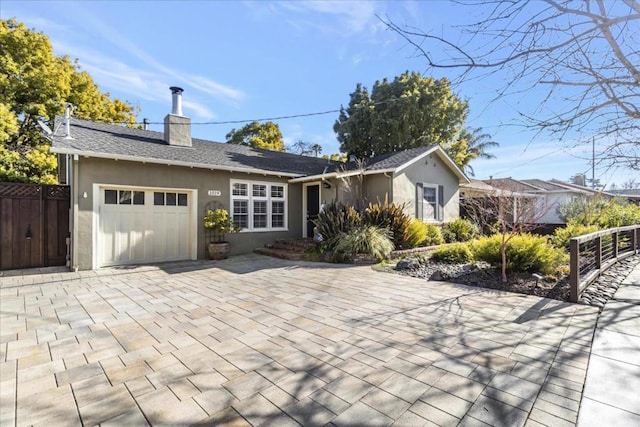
[461,177,613,226]
[51,88,469,270]
[605,188,640,206]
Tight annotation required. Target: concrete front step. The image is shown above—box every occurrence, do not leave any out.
[254,247,305,261]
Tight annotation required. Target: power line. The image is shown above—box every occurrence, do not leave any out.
[83,98,403,127]
[137,108,344,126]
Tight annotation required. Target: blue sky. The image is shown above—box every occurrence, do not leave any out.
[3,0,636,186]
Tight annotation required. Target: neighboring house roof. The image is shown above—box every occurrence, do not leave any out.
[482,177,540,192]
[607,189,640,199]
[608,188,640,196]
[460,179,534,198]
[291,145,470,184]
[521,179,573,192]
[50,117,337,177]
[464,177,614,198]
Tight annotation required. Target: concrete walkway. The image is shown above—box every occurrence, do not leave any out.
[578,262,640,427]
[1,255,600,426]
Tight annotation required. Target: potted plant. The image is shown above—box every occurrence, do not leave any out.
[204,208,240,260]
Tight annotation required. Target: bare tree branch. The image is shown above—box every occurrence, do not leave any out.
[382,0,640,171]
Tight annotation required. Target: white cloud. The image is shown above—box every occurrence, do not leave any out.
[182,100,217,120]
[252,0,383,37]
[40,6,245,109]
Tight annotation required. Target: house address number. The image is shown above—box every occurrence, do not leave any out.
[208,190,221,197]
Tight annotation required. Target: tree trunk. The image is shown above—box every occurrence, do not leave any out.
[501,234,508,282]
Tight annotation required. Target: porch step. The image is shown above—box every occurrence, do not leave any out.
[269,238,317,251]
[254,247,305,261]
[255,239,317,261]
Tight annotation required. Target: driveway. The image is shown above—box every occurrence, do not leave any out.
[1,255,599,426]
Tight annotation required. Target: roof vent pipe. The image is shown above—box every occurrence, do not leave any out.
[64,103,74,139]
[170,86,184,116]
[143,118,150,130]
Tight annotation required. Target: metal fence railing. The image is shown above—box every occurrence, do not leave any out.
[569,225,640,302]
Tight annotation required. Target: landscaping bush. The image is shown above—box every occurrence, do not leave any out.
[598,201,640,228]
[550,222,600,250]
[404,219,429,248]
[442,218,479,243]
[424,223,445,246]
[558,197,640,228]
[330,225,394,262]
[314,201,361,242]
[430,243,474,264]
[362,199,412,249]
[471,233,566,274]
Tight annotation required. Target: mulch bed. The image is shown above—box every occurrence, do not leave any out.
[390,254,640,304]
[445,268,569,301]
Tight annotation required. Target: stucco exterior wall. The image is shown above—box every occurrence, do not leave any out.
[536,193,572,224]
[392,154,460,222]
[73,157,302,270]
[364,173,393,205]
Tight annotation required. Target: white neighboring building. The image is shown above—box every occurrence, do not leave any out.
[463,178,612,225]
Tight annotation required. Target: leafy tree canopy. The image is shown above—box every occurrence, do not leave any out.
[226,121,285,151]
[0,18,138,183]
[322,153,347,162]
[333,71,470,160]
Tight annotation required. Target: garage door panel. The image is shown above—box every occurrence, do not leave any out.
[98,188,193,267]
[130,212,146,261]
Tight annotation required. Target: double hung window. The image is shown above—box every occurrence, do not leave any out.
[231,180,287,231]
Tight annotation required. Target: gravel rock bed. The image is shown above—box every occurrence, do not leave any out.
[392,253,639,306]
[579,254,640,309]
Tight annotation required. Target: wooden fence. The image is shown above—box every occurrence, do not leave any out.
[569,224,640,302]
[0,183,70,270]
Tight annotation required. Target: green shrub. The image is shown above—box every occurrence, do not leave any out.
[362,199,412,249]
[558,196,640,228]
[314,202,361,242]
[424,223,445,246]
[471,233,566,274]
[330,225,394,262]
[404,219,429,248]
[430,243,474,264]
[550,222,600,250]
[598,201,640,228]
[442,218,479,243]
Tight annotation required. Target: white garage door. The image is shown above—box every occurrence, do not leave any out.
[98,187,194,267]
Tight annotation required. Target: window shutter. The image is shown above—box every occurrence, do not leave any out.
[438,185,444,221]
[416,183,424,220]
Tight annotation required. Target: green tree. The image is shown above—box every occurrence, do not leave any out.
[225,121,285,151]
[0,18,137,183]
[447,127,499,177]
[334,71,468,159]
[311,143,322,158]
[322,153,347,162]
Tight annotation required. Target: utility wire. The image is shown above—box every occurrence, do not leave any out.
[137,108,343,126]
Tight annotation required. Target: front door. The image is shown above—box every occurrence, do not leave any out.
[306,184,320,238]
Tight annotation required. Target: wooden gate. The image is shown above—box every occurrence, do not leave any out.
[0,183,70,270]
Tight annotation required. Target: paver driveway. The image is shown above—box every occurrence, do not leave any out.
[1,255,599,426]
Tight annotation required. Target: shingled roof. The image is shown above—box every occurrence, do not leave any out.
[50,117,338,177]
[295,145,469,183]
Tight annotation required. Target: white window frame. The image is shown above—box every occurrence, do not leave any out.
[416,182,444,222]
[422,184,438,221]
[230,179,288,232]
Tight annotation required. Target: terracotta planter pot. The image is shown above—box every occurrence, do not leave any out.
[208,242,230,260]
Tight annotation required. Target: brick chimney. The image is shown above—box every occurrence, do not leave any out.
[164,86,191,147]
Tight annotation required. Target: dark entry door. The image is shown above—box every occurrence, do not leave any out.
[306,185,320,238]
